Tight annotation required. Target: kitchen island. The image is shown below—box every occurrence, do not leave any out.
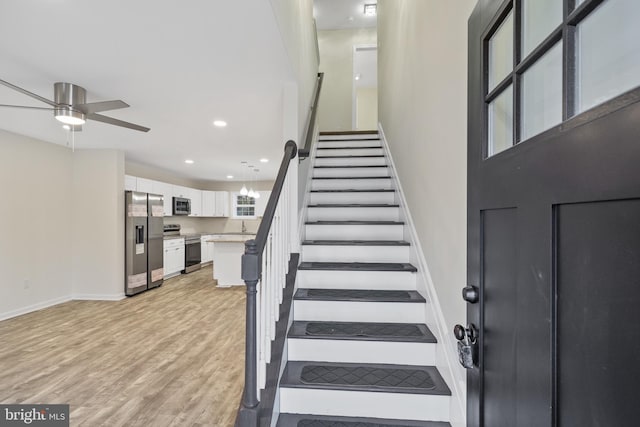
[207,234,255,287]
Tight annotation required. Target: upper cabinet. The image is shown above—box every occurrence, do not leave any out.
[124,175,137,191]
[202,190,230,217]
[126,175,233,218]
[151,181,173,216]
[215,191,230,217]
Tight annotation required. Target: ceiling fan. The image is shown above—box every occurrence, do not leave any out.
[0,79,150,132]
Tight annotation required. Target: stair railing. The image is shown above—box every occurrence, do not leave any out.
[298,72,324,159]
[236,140,298,426]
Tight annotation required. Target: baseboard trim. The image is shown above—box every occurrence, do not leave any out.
[378,124,466,426]
[0,295,72,322]
[72,293,126,301]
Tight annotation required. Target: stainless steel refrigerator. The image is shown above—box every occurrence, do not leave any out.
[125,191,164,296]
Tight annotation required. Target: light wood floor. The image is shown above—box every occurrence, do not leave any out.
[0,266,246,426]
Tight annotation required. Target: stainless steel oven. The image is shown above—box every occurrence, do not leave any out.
[183,234,201,273]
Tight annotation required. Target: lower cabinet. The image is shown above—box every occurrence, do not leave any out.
[163,238,185,277]
[201,235,214,263]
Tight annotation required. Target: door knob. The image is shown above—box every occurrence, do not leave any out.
[462,285,479,303]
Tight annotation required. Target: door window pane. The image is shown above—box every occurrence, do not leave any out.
[489,10,514,91]
[577,0,640,113]
[489,85,513,156]
[522,42,563,140]
[522,0,562,58]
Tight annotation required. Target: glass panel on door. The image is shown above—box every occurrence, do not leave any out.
[521,42,563,140]
[521,0,562,59]
[489,85,513,156]
[577,0,640,113]
[488,10,514,91]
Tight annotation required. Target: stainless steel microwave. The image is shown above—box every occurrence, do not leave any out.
[172,197,191,215]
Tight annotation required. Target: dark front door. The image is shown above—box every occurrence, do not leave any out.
[467,0,640,426]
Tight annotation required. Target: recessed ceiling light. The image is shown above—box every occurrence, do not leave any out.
[355,73,361,81]
[260,158,269,163]
[348,16,355,22]
[62,125,70,130]
[213,120,227,127]
[226,175,234,179]
[185,159,194,164]
[364,4,377,16]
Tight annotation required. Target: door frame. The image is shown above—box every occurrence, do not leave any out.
[352,44,378,130]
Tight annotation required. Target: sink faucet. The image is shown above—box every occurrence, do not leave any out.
[241,220,247,233]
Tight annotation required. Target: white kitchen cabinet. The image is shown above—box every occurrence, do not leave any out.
[163,238,185,277]
[202,191,216,217]
[125,175,137,191]
[151,180,174,216]
[173,185,190,198]
[201,235,214,263]
[215,191,230,217]
[189,188,202,217]
[255,191,271,217]
[136,177,154,193]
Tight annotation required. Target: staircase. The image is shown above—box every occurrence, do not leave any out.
[276,132,452,426]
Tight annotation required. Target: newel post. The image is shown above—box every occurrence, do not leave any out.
[237,239,260,426]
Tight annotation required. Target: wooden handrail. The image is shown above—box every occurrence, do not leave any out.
[298,73,324,159]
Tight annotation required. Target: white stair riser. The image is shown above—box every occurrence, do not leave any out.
[309,192,395,204]
[311,179,392,191]
[307,207,400,221]
[287,339,436,366]
[279,388,450,422]
[317,148,384,157]
[301,245,410,263]
[293,300,425,323]
[318,140,382,149]
[306,224,403,240]
[297,270,416,290]
[319,134,379,141]
[314,157,386,167]
[313,167,389,178]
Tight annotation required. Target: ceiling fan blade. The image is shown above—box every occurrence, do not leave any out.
[0,78,57,107]
[75,100,129,115]
[87,113,150,132]
[0,104,54,110]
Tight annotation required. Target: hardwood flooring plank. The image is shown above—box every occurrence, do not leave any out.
[0,266,245,426]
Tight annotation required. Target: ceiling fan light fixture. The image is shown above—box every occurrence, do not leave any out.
[55,108,86,125]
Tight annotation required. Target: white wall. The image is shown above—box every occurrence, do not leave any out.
[317,28,377,131]
[0,130,73,319]
[269,0,319,142]
[378,1,476,425]
[72,150,125,300]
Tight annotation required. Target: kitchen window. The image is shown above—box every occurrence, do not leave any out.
[232,193,256,218]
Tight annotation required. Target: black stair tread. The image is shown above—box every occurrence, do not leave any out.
[280,361,451,396]
[314,165,388,168]
[317,146,383,150]
[302,240,410,246]
[288,321,437,343]
[277,413,450,427]
[308,204,399,208]
[318,138,381,142]
[310,189,394,193]
[298,262,417,273]
[316,155,385,158]
[312,176,392,180]
[294,288,423,302]
[306,220,403,225]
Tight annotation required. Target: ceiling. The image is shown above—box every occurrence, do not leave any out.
[0,0,295,181]
[314,0,378,31]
